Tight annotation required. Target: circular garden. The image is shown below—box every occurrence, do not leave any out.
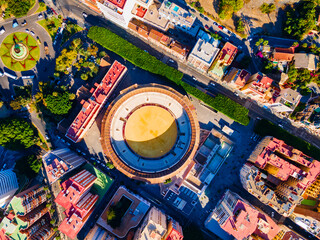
[0,32,40,72]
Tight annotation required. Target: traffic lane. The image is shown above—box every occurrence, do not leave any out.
[284,218,318,240]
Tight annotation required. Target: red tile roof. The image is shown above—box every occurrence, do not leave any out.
[66,61,126,142]
[273,47,294,61]
[249,75,273,96]
[106,0,126,9]
[58,192,98,239]
[221,200,279,240]
[254,138,320,189]
[55,170,96,210]
[235,69,251,88]
[219,42,238,65]
[56,170,98,239]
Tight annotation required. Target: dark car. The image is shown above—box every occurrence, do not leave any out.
[205,25,209,30]
[200,13,205,18]
[204,16,209,21]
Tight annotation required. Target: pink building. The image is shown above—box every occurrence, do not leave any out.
[206,190,280,240]
[241,73,278,103]
[66,61,127,143]
[55,170,98,239]
[164,219,184,240]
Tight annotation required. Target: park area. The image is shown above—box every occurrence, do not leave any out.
[0,32,40,71]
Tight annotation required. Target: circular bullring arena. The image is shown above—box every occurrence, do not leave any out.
[101,84,200,184]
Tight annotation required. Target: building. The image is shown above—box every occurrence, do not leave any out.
[55,170,98,239]
[97,186,150,239]
[66,61,127,142]
[79,0,101,13]
[0,185,55,240]
[158,0,197,36]
[208,42,238,80]
[205,190,280,240]
[187,36,220,72]
[267,88,302,113]
[272,47,295,62]
[84,225,117,240]
[42,148,86,184]
[163,219,183,240]
[100,84,200,184]
[241,73,278,104]
[241,136,320,216]
[0,170,18,209]
[223,68,251,90]
[97,0,153,28]
[294,53,319,71]
[133,207,167,240]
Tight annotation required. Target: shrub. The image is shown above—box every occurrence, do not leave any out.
[44,92,72,115]
[260,3,276,14]
[218,0,244,19]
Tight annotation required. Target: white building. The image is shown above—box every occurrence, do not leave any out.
[267,88,302,113]
[187,32,220,72]
[97,0,153,28]
[134,207,167,240]
[158,0,197,36]
[0,169,19,208]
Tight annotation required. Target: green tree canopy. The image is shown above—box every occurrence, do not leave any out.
[260,3,276,14]
[6,0,31,17]
[15,154,42,179]
[44,92,72,115]
[0,118,38,149]
[218,0,244,19]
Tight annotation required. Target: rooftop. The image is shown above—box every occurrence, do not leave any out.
[42,148,86,184]
[97,186,150,238]
[66,61,127,142]
[248,74,273,95]
[294,53,319,70]
[189,38,220,65]
[105,0,126,9]
[55,169,97,210]
[273,47,294,62]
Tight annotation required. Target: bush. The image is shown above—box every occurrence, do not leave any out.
[260,3,276,14]
[236,18,245,33]
[218,0,244,19]
[88,26,183,84]
[254,119,320,160]
[0,118,39,150]
[180,82,250,125]
[44,92,72,115]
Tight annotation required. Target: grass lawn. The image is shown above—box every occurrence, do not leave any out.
[254,119,320,160]
[83,163,113,205]
[37,17,63,40]
[0,32,40,72]
[35,4,47,14]
[301,199,317,206]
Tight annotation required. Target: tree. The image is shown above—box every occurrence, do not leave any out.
[263,40,269,46]
[6,0,31,17]
[44,92,72,115]
[260,3,276,14]
[302,42,308,48]
[255,38,264,46]
[15,154,42,178]
[81,73,88,81]
[236,19,245,33]
[99,51,107,57]
[0,118,38,150]
[72,38,82,49]
[218,0,244,19]
[50,220,55,225]
[0,101,3,108]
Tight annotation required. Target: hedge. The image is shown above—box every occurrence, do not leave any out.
[88,26,250,125]
[254,119,320,160]
[87,26,183,84]
[180,82,250,125]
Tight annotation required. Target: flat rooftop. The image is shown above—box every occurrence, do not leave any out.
[97,186,150,238]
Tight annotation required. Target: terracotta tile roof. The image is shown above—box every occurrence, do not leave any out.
[273,47,294,61]
[149,29,163,42]
[105,0,126,9]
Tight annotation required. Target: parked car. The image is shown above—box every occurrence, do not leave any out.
[38,13,43,19]
[204,16,209,21]
[205,25,209,30]
[12,20,18,28]
[218,25,223,30]
[36,36,41,44]
[209,81,216,87]
[227,30,232,35]
[21,20,28,26]
[30,31,35,36]
[0,26,5,35]
[25,28,30,33]
[200,13,205,19]
[213,22,218,26]
[82,12,88,18]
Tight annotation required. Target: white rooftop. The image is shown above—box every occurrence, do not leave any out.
[189,38,220,65]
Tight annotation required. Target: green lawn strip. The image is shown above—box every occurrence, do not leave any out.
[301,199,317,206]
[254,119,320,160]
[29,0,36,13]
[88,26,250,125]
[35,4,47,14]
[37,17,62,40]
[82,163,113,205]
